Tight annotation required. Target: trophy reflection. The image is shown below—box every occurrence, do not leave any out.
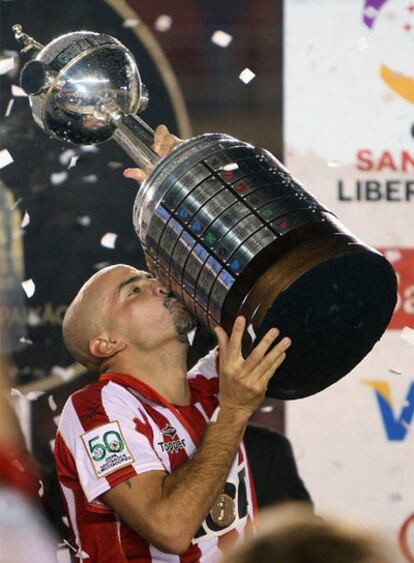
[13,25,397,400]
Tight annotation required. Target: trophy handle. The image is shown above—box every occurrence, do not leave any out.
[111,114,160,170]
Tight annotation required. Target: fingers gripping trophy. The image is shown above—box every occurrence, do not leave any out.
[13,25,397,400]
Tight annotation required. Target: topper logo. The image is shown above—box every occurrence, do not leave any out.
[364,380,414,441]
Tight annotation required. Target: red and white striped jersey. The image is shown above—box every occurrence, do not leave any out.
[55,349,257,562]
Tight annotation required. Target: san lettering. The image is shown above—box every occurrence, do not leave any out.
[337,179,414,202]
[356,149,414,172]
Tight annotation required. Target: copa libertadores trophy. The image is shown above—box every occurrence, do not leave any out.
[13,25,397,400]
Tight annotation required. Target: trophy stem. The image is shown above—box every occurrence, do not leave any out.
[112,114,160,170]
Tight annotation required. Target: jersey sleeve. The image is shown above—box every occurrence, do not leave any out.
[55,381,165,505]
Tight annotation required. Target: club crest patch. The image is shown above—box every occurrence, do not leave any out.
[82,421,134,478]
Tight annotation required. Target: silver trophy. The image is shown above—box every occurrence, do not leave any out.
[14,26,397,399]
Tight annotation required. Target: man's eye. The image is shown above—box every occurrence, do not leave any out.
[129,286,140,296]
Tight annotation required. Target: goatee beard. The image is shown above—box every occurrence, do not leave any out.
[163,294,197,344]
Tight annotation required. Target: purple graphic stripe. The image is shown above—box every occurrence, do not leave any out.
[363,0,389,28]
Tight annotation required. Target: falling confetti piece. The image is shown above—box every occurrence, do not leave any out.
[0,148,13,169]
[239,68,256,84]
[108,161,123,169]
[78,551,90,560]
[222,162,239,171]
[51,171,68,185]
[62,516,69,527]
[327,160,343,168]
[68,155,79,169]
[4,98,15,118]
[53,414,61,427]
[94,261,111,270]
[154,14,172,32]
[11,84,27,97]
[211,30,233,48]
[400,326,414,346]
[187,328,197,346]
[38,480,44,497]
[22,278,35,298]
[81,145,99,153]
[27,310,41,326]
[62,540,77,553]
[101,232,118,249]
[388,368,402,375]
[49,438,56,453]
[48,394,57,412]
[77,215,91,227]
[27,391,45,401]
[51,365,75,381]
[356,36,369,50]
[123,18,140,28]
[59,148,76,166]
[384,249,401,263]
[82,174,98,183]
[260,405,274,413]
[21,211,30,228]
[19,336,33,345]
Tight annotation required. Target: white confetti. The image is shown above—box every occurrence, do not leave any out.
[108,161,123,169]
[19,336,33,345]
[222,162,239,171]
[62,540,77,553]
[154,14,172,32]
[77,215,91,227]
[27,310,41,326]
[51,171,68,185]
[82,174,98,183]
[327,160,343,168]
[101,232,118,249]
[356,36,369,51]
[247,323,256,341]
[38,480,44,497]
[48,394,57,412]
[384,249,401,263]
[94,261,111,270]
[123,18,139,29]
[211,30,233,48]
[22,278,35,298]
[400,326,414,346]
[260,405,274,413]
[0,148,14,169]
[53,414,61,427]
[11,84,27,97]
[81,145,98,153]
[78,550,90,560]
[0,57,14,75]
[62,516,69,528]
[239,68,256,84]
[27,391,45,401]
[51,365,75,381]
[388,368,402,375]
[59,149,76,166]
[49,438,55,453]
[68,155,79,169]
[187,328,197,346]
[21,210,30,228]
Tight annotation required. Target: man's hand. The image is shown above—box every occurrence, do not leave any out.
[123,124,184,182]
[215,316,291,417]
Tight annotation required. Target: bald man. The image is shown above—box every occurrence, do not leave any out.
[55,263,291,562]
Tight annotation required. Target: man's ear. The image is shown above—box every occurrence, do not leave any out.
[89,335,127,360]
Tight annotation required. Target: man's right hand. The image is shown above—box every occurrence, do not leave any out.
[214,316,291,418]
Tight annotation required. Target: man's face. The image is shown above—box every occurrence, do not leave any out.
[99,265,195,351]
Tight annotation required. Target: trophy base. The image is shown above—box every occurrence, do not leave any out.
[238,245,396,400]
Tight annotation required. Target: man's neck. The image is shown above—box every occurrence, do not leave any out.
[103,341,191,406]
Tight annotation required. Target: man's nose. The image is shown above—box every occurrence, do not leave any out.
[152,281,169,297]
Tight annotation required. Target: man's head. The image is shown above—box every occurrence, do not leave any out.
[62,264,195,371]
[222,503,397,563]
